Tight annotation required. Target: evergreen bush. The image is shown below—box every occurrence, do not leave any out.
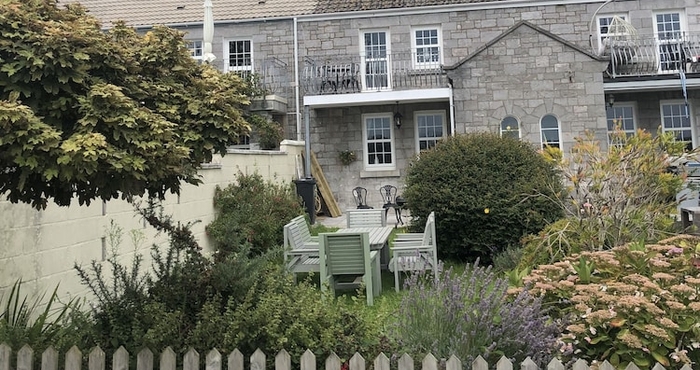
[403,132,564,262]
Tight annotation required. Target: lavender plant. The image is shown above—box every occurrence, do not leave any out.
[393,261,560,366]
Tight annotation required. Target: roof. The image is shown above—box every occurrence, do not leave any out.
[444,20,608,70]
[62,0,509,28]
[61,0,318,28]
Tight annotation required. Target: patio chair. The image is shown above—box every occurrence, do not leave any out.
[389,211,438,292]
[352,187,373,209]
[319,232,380,306]
[380,184,403,226]
[284,215,320,280]
[346,208,387,228]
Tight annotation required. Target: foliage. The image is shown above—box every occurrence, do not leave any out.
[75,201,277,354]
[207,172,304,256]
[520,129,688,267]
[248,114,282,150]
[193,268,390,363]
[403,132,564,262]
[520,235,700,369]
[393,262,561,366]
[338,150,356,166]
[0,0,250,209]
[0,280,75,350]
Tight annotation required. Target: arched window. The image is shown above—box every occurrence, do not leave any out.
[540,114,560,149]
[500,116,520,139]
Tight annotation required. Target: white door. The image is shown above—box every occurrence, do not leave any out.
[654,12,685,73]
[361,31,391,90]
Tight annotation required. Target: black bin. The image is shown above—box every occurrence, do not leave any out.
[294,177,317,224]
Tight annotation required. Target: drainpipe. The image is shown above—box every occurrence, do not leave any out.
[294,17,302,141]
[304,105,311,178]
[448,81,456,136]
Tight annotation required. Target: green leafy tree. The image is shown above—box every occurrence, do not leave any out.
[403,132,564,261]
[0,0,250,209]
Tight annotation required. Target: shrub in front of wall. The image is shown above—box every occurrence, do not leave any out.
[207,172,304,257]
[403,132,564,262]
[520,235,700,369]
[393,261,560,366]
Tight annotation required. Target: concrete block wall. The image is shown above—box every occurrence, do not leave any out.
[0,141,305,303]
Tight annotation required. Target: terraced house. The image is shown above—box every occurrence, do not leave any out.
[73,0,700,211]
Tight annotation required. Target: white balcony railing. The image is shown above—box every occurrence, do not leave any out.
[606,32,700,77]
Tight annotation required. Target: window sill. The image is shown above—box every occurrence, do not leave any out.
[360,169,400,178]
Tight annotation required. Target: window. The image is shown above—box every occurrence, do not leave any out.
[500,116,520,139]
[225,39,253,73]
[412,27,441,69]
[596,14,628,53]
[606,104,636,146]
[187,40,203,60]
[362,31,390,90]
[540,114,561,149]
[363,114,394,168]
[415,111,445,151]
[661,101,693,149]
[654,12,685,72]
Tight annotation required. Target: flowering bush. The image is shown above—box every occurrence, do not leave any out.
[520,235,700,369]
[393,262,560,366]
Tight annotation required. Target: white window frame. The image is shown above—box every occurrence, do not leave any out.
[186,40,203,60]
[596,13,629,54]
[500,116,521,139]
[653,11,687,73]
[362,113,396,170]
[414,110,446,152]
[224,39,253,73]
[660,100,694,149]
[540,114,561,150]
[411,26,442,70]
[606,103,636,146]
[360,29,392,91]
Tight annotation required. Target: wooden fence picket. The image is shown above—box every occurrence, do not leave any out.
[207,348,222,370]
[1,344,699,370]
[228,349,243,370]
[184,348,199,370]
[89,347,105,370]
[41,346,58,370]
[275,349,290,370]
[137,348,154,370]
[160,347,176,370]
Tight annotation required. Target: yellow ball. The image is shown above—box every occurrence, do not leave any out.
[484,208,490,214]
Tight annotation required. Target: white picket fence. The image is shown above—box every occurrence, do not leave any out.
[0,344,694,370]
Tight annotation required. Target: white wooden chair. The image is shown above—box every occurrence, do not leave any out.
[319,232,380,306]
[389,211,438,292]
[346,208,387,228]
[283,215,320,279]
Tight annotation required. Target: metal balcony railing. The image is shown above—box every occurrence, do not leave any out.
[606,32,700,77]
[220,57,293,99]
[301,52,448,95]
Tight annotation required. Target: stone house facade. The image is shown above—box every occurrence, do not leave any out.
[74,0,700,212]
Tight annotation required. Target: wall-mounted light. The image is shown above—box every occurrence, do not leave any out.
[393,102,403,128]
[607,94,615,108]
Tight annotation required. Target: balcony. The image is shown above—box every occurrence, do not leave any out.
[300,52,449,95]
[606,32,700,78]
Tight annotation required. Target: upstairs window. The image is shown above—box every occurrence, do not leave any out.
[596,14,628,53]
[415,111,445,151]
[500,116,520,139]
[540,114,561,149]
[225,39,253,73]
[186,40,203,60]
[412,27,441,69]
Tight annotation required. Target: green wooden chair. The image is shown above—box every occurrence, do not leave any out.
[319,232,380,306]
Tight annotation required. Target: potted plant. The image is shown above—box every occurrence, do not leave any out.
[248,114,283,150]
[339,150,356,165]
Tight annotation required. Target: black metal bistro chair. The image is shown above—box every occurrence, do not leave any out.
[380,185,404,226]
[352,187,373,209]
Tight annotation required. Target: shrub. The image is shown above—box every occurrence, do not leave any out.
[207,172,304,257]
[192,267,389,363]
[528,129,686,261]
[248,114,283,149]
[521,235,700,369]
[403,132,564,261]
[393,262,560,366]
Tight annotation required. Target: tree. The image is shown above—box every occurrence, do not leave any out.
[0,0,251,209]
